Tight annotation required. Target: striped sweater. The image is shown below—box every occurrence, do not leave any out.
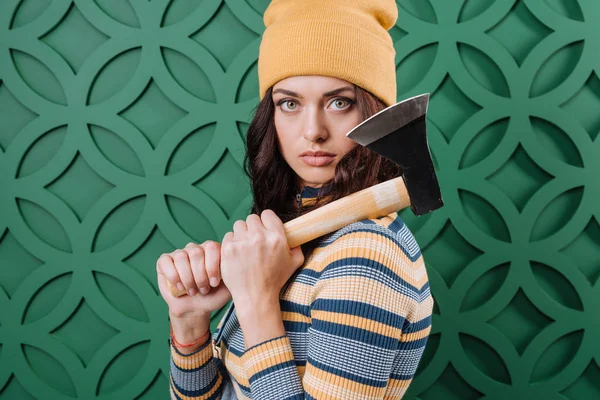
[170,186,434,399]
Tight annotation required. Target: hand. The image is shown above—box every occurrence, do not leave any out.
[220,210,305,315]
[157,241,232,320]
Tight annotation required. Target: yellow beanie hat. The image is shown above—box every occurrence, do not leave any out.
[258,0,398,107]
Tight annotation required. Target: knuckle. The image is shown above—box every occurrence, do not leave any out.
[204,256,217,271]
[222,241,234,255]
[181,278,194,288]
[222,232,233,244]
[156,254,167,267]
[187,246,204,258]
[267,233,282,247]
[203,240,220,252]
[261,209,273,218]
[195,276,208,287]
[171,249,186,261]
[250,232,264,244]
[205,266,218,279]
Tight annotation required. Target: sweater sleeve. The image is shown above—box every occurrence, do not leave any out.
[240,220,433,399]
[169,337,227,399]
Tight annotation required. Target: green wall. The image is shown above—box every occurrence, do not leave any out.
[1,0,599,398]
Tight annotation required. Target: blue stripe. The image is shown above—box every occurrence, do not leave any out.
[283,320,310,332]
[399,335,429,350]
[359,218,378,225]
[388,215,406,231]
[171,355,213,373]
[408,314,432,332]
[282,395,305,400]
[311,299,406,328]
[297,268,322,279]
[336,229,422,261]
[321,256,426,297]
[245,334,288,353]
[316,219,422,261]
[301,185,332,198]
[416,282,431,300]
[307,356,388,387]
[222,337,244,357]
[295,359,307,366]
[171,371,221,397]
[170,383,183,400]
[281,299,310,315]
[229,375,251,394]
[311,318,399,348]
[389,372,413,381]
[248,359,298,384]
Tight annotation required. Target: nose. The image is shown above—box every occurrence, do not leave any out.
[302,106,329,142]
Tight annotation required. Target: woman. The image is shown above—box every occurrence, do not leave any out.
[157,1,433,398]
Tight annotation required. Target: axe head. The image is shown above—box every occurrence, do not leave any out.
[346,93,443,216]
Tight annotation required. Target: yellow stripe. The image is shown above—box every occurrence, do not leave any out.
[220,344,251,388]
[281,310,311,323]
[170,373,223,400]
[312,276,418,319]
[400,325,431,342]
[281,280,314,304]
[242,337,296,376]
[171,343,213,370]
[304,368,386,399]
[311,309,402,338]
[387,375,413,386]
[323,233,420,269]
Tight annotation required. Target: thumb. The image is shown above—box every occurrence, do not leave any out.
[290,246,305,268]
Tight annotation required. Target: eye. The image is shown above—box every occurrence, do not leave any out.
[277,99,298,111]
[329,97,354,110]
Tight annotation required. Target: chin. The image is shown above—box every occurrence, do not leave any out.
[297,170,335,186]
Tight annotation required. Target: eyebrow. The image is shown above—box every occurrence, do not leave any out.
[272,86,355,99]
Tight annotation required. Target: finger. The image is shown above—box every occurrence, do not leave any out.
[246,214,264,233]
[156,253,183,295]
[222,231,234,244]
[187,245,209,295]
[202,240,221,287]
[232,220,247,240]
[261,209,285,235]
[171,249,196,295]
[221,232,235,259]
[290,246,305,268]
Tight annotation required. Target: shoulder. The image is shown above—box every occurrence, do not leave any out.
[317,211,422,266]
[313,211,428,291]
[311,211,431,322]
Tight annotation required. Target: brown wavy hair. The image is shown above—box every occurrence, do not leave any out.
[243,85,403,254]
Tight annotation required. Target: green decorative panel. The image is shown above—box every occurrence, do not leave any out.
[0,0,598,398]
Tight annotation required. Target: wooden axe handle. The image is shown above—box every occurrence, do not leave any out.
[166,176,410,297]
[284,176,410,247]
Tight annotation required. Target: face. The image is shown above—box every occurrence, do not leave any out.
[272,76,361,188]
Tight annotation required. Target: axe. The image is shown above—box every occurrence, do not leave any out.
[167,93,442,297]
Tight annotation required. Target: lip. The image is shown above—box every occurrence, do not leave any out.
[300,154,336,167]
[299,151,336,157]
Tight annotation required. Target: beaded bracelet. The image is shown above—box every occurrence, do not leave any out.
[170,322,211,348]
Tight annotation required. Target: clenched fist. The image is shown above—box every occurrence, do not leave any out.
[157,241,231,320]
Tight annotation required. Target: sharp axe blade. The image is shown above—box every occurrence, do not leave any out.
[346,93,443,216]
